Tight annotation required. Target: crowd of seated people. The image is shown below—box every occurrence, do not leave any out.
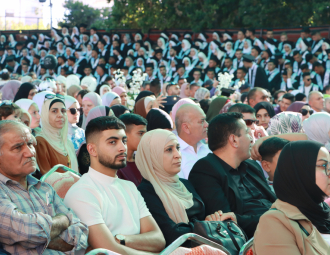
[1,26,330,255]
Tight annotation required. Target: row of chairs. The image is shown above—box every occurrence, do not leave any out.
[42,165,254,255]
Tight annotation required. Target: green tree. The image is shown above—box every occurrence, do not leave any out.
[59,0,110,29]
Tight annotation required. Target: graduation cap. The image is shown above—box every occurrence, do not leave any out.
[176,64,185,71]
[301,27,311,33]
[68,56,76,62]
[109,55,118,62]
[160,31,170,41]
[6,47,14,51]
[302,38,312,47]
[90,27,98,31]
[65,70,74,75]
[135,31,144,39]
[121,66,128,70]
[34,54,41,60]
[313,61,323,70]
[209,55,219,64]
[247,28,255,34]
[97,64,107,73]
[79,23,88,28]
[154,48,163,55]
[283,41,294,49]
[145,63,154,69]
[169,38,179,46]
[281,69,288,75]
[292,50,301,56]
[326,49,330,54]
[39,46,49,52]
[171,32,181,41]
[199,32,209,41]
[5,55,15,62]
[268,58,277,65]
[111,64,120,70]
[300,63,309,70]
[305,53,313,62]
[239,28,246,34]
[40,64,46,69]
[224,30,233,39]
[264,48,273,57]
[184,31,193,38]
[58,55,67,61]
[64,36,74,46]
[0,47,4,52]
[22,57,30,65]
[242,54,255,62]
[16,41,24,47]
[213,31,222,39]
[205,67,216,73]
[84,63,92,69]
[172,45,181,53]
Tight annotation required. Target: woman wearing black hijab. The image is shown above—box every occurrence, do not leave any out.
[253,141,330,254]
[134,90,154,103]
[146,108,173,131]
[110,104,130,118]
[14,82,37,102]
[254,102,275,130]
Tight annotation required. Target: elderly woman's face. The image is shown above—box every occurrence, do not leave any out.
[315,147,330,196]
[163,139,181,176]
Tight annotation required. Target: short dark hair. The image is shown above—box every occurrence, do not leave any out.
[228,103,256,114]
[119,113,147,133]
[282,93,295,103]
[259,137,290,162]
[85,116,126,144]
[0,103,21,120]
[274,90,286,100]
[208,112,244,151]
[323,85,330,93]
[150,79,161,95]
[105,76,113,82]
[142,81,150,89]
[190,83,200,90]
[1,72,9,81]
[78,89,90,98]
[237,67,248,74]
[302,72,311,78]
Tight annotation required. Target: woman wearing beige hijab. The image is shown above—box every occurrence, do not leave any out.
[136,129,236,247]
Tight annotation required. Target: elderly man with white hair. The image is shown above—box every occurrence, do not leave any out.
[0,120,88,254]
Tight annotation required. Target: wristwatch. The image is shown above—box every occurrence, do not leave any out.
[115,234,126,245]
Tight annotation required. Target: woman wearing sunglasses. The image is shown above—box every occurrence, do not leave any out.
[287,102,313,122]
[35,95,78,175]
[253,141,330,253]
[64,95,85,153]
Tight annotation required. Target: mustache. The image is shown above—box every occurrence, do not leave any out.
[115,153,127,159]
[24,157,36,165]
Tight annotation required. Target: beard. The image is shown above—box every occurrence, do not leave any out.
[98,152,127,170]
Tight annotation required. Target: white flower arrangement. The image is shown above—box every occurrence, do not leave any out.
[37,78,57,92]
[216,72,245,96]
[114,69,126,86]
[126,69,148,110]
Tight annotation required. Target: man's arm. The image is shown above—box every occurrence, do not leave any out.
[47,237,74,252]
[88,224,160,255]
[123,216,165,252]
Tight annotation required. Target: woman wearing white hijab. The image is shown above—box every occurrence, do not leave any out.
[194,87,210,102]
[225,41,235,58]
[197,52,209,69]
[243,39,252,54]
[15,98,41,133]
[35,96,78,175]
[181,39,191,58]
[136,129,237,246]
[32,91,56,115]
[8,34,17,48]
[99,84,111,97]
[64,95,85,152]
[303,112,330,152]
[56,42,65,56]
[318,41,330,62]
[81,92,102,130]
[101,92,121,107]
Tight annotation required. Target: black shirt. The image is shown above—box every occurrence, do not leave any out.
[220,158,272,215]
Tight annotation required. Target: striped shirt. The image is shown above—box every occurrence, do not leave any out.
[0,173,88,255]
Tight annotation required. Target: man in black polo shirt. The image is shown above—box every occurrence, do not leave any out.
[189,112,276,238]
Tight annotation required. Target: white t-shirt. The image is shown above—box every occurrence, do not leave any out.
[64,167,151,236]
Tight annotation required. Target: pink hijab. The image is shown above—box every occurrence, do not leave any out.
[1,80,21,100]
[112,86,126,96]
[179,83,189,98]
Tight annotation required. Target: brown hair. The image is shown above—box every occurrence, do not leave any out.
[0,103,21,120]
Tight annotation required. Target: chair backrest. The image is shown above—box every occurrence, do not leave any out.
[41,164,81,199]
[239,237,254,255]
[85,248,120,255]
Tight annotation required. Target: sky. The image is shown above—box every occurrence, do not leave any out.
[1,0,113,28]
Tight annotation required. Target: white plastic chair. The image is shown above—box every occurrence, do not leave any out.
[159,233,231,255]
[239,237,254,255]
[41,164,81,199]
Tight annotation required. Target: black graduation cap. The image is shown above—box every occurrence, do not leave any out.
[224,30,233,38]
[313,61,323,70]
[68,56,76,62]
[247,27,255,34]
[79,23,88,28]
[121,66,128,70]
[265,48,273,57]
[172,45,181,53]
[65,70,74,75]
[281,69,287,75]
[111,64,120,69]
[64,36,74,46]
[90,27,98,31]
[145,63,154,69]
[169,38,179,46]
[40,64,46,69]
[58,55,67,61]
[209,54,220,64]
[154,48,163,55]
[109,55,118,62]
[283,41,294,49]
[205,67,216,73]
[239,28,246,34]
[0,47,4,51]
[135,31,144,39]
[326,49,330,54]
[6,46,14,51]
[97,64,107,73]
[171,32,181,41]
[75,48,83,53]
[292,50,300,56]
[301,27,311,33]
[160,31,170,41]
[183,31,193,38]
[22,57,30,65]
[268,58,277,65]
[242,54,255,62]
[84,63,92,69]
[198,32,209,41]
[6,55,15,62]
[300,63,309,70]
[266,38,276,46]
[213,31,222,39]
[50,46,57,51]
[16,41,24,47]
[251,46,261,55]
[222,39,234,45]
[39,46,49,52]
[305,53,313,62]
[34,54,41,60]
[176,64,185,71]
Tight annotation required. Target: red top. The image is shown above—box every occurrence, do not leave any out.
[117,161,142,187]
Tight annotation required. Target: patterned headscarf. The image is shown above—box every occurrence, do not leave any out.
[267,111,303,135]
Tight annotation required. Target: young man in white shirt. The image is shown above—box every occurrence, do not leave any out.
[64,116,165,255]
[175,104,211,179]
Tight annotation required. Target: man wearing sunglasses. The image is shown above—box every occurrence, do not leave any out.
[298,72,321,96]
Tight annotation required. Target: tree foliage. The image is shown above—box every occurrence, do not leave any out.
[108,0,330,32]
[59,0,110,29]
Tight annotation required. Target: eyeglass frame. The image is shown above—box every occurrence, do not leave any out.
[316,161,330,176]
[44,93,65,102]
[300,109,313,116]
[244,119,259,126]
[67,108,81,115]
